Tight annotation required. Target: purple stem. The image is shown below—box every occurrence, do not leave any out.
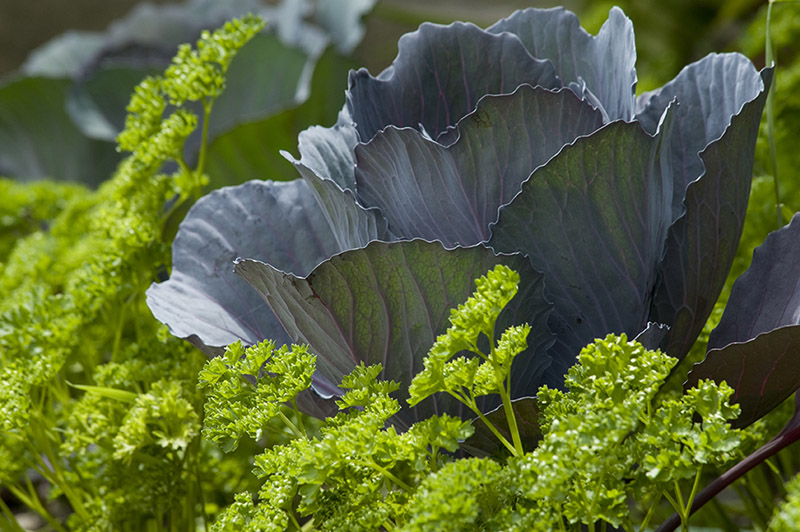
[655,396,800,532]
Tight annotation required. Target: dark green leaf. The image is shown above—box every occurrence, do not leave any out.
[204,47,357,188]
[0,76,120,185]
[490,120,671,384]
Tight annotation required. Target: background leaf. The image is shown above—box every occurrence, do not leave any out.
[204,47,357,188]
[0,76,121,184]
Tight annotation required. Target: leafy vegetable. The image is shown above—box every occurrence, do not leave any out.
[148,6,775,428]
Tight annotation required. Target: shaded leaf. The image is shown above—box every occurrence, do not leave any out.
[650,68,772,360]
[687,214,800,428]
[487,6,636,122]
[354,85,604,247]
[490,119,672,385]
[205,33,308,140]
[204,47,357,188]
[146,179,345,354]
[634,322,670,351]
[234,240,554,425]
[464,396,541,457]
[67,66,156,141]
[0,76,120,185]
[346,21,559,143]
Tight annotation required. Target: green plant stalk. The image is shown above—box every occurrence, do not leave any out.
[358,458,412,493]
[708,498,739,532]
[3,480,67,532]
[23,406,92,524]
[292,399,307,437]
[734,482,771,529]
[277,409,306,440]
[638,493,660,532]
[766,0,781,229]
[452,390,516,455]
[491,345,524,457]
[0,495,29,532]
[196,98,213,188]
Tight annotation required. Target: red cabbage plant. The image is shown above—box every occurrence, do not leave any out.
[146,7,785,433]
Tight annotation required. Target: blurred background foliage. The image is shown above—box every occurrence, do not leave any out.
[0,0,795,192]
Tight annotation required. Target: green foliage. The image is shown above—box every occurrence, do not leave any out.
[741,1,800,210]
[0,14,265,530]
[401,457,506,532]
[770,473,800,531]
[495,335,741,531]
[162,15,265,106]
[0,179,88,258]
[200,340,316,451]
[206,351,473,531]
[202,269,745,532]
[409,264,530,456]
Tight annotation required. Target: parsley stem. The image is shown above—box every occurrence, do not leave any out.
[498,385,523,456]
[196,98,213,182]
[277,409,306,440]
[360,458,413,493]
[454,392,517,455]
[292,399,307,438]
[0,495,29,532]
[638,493,659,531]
[289,510,302,530]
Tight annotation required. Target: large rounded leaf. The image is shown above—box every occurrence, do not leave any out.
[346,21,559,143]
[687,215,800,428]
[490,119,672,384]
[487,6,637,122]
[146,179,345,354]
[233,240,554,425]
[650,68,772,360]
[353,85,604,247]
